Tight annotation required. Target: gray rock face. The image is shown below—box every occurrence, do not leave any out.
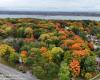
[0,63,38,80]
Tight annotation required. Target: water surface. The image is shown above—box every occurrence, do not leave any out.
[0,14,100,21]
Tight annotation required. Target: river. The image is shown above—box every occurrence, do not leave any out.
[0,14,100,21]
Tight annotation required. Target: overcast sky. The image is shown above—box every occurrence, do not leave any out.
[0,0,100,12]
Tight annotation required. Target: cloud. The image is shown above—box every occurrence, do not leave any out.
[0,0,100,11]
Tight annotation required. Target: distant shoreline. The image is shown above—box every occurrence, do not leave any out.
[0,12,100,21]
[0,11,100,17]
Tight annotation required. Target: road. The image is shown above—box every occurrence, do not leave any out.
[0,63,38,80]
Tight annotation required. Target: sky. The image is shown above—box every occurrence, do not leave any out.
[0,0,100,12]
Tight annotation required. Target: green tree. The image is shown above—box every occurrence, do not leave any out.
[58,62,70,80]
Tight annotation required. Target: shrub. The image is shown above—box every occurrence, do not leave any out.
[51,47,64,55]
[9,53,19,64]
[40,50,52,61]
[91,26,100,35]
[0,29,7,38]
[32,65,46,80]
[17,27,25,38]
[84,73,92,80]
[63,51,72,63]
[33,29,43,39]
[31,48,40,53]
[30,42,41,48]
[40,47,48,53]
[5,27,14,36]
[51,47,64,64]
[79,32,87,40]
[0,44,15,57]
[69,59,80,77]
[24,27,33,38]
[39,34,50,41]
[44,62,59,79]
[58,62,70,80]
[94,48,100,57]
[26,57,34,66]
[20,50,28,57]
[84,55,96,72]
[52,39,61,46]
[97,34,100,39]
[71,26,80,35]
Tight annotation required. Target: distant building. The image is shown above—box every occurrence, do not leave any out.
[86,34,100,49]
[96,57,100,71]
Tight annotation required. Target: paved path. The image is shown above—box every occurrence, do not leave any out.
[0,63,38,80]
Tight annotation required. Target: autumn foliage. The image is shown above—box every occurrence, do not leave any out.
[69,59,80,77]
[21,50,28,57]
[40,47,48,53]
[88,42,94,50]
[72,49,89,57]
[0,19,97,80]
